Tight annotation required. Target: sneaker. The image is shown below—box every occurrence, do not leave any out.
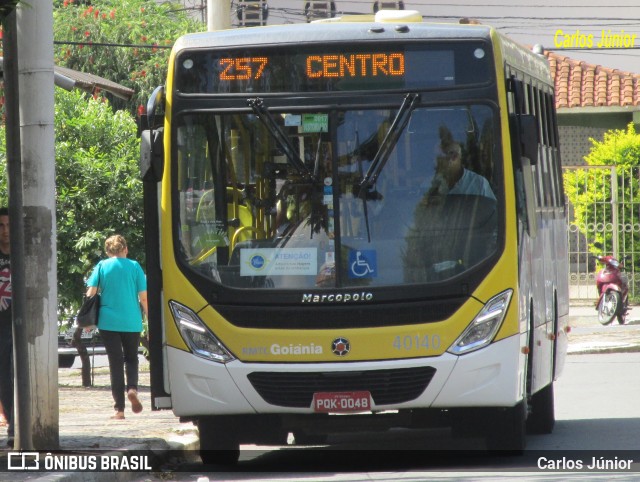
[127,389,143,414]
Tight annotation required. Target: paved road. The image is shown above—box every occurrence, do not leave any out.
[135,352,640,481]
[1,304,636,481]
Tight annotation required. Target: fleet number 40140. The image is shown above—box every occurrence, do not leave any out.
[392,334,441,351]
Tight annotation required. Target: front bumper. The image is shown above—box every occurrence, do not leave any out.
[166,333,524,418]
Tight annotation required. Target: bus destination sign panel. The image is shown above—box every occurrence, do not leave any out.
[219,53,405,82]
[218,52,404,82]
[176,43,490,94]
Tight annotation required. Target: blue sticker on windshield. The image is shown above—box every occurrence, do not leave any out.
[348,250,377,278]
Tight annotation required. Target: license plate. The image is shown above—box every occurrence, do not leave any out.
[312,391,372,413]
[64,327,97,340]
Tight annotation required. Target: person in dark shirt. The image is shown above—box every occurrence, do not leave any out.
[0,207,14,447]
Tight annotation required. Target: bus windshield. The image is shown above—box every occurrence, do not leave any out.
[174,103,500,290]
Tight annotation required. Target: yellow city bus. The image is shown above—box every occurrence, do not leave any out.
[140,10,569,464]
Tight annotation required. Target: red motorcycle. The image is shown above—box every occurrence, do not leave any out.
[595,254,630,325]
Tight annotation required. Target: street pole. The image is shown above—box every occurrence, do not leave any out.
[2,4,30,451]
[14,0,59,449]
[207,0,231,31]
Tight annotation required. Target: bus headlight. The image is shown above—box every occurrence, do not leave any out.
[447,289,513,355]
[169,301,235,363]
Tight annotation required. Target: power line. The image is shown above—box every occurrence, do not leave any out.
[54,4,640,55]
[54,40,172,50]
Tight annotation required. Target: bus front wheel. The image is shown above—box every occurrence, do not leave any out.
[292,431,328,445]
[526,382,555,434]
[198,416,240,466]
[484,401,526,452]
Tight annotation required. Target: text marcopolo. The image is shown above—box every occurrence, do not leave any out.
[302,292,373,303]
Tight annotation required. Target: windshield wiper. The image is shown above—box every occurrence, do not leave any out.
[248,97,314,183]
[356,93,420,199]
[356,93,419,242]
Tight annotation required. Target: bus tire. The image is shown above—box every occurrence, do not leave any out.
[484,401,526,452]
[526,382,555,434]
[197,416,240,466]
[292,431,328,445]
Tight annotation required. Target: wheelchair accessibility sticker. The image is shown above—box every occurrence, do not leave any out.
[348,250,377,279]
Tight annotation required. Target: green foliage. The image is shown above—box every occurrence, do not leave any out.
[0,0,206,319]
[53,0,205,115]
[0,0,210,326]
[0,89,143,318]
[563,123,640,254]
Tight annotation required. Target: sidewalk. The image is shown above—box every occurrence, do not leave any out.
[0,304,637,480]
[0,360,199,481]
[567,304,640,354]
[55,362,197,452]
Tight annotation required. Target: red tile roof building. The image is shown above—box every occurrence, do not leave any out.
[546,51,640,108]
[543,51,640,166]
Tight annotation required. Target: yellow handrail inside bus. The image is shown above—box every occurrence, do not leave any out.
[231,226,259,251]
[189,245,217,266]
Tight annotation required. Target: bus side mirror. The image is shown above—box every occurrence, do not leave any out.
[140,128,164,182]
[140,85,165,182]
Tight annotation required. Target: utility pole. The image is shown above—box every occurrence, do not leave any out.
[10,0,58,449]
[3,7,29,450]
[207,0,231,31]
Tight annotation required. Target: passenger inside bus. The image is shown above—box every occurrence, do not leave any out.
[274,181,313,237]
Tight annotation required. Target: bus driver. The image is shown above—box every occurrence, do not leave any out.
[429,137,495,200]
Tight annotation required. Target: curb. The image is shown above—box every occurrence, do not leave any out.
[569,344,640,355]
[567,309,640,355]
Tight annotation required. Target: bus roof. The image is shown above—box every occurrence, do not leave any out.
[312,9,423,23]
[171,16,550,84]
[173,20,497,53]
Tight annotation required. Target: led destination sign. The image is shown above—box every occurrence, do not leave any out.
[306,53,405,78]
[176,42,490,94]
[219,53,404,81]
[219,57,269,80]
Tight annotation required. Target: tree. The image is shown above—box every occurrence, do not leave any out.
[0,88,142,318]
[52,0,205,115]
[0,1,206,318]
[563,123,640,261]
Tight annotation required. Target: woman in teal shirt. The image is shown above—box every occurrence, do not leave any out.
[86,235,148,420]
